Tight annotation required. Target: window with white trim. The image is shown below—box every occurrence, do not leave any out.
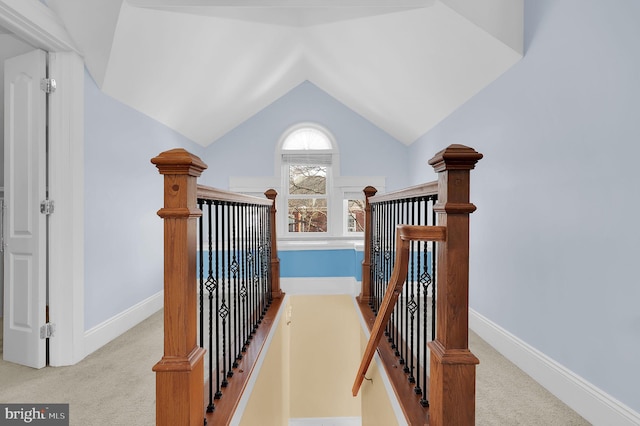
[229,122,385,239]
[344,192,366,234]
[280,126,335,235]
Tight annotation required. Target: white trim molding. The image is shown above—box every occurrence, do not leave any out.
[47,51,85,366]
[0,0,79,53]
[83,291,163,358]
[281,277,360,296]
[0,1,85,366]
[469,309,640,426]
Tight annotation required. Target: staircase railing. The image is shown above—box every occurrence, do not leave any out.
[151,149,282,426]
[354,144,483,425]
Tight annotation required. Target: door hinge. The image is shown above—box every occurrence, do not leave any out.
[40,78,56,94]
[40,323,56,339]
[40,199,55,215]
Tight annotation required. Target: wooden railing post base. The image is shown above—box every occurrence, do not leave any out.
[153,347,206,426]
[152,149,208,426]
[428,144,482,425]
[427,340,479,426]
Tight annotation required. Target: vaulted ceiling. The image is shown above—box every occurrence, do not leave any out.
[46,0,523,146]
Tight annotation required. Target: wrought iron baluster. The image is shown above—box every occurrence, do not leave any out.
[365,192,438,411]
[213,201,222,400]
[240,204,248,354]
[401,199,410,371]
[220,203,230,388]
[231,204,240,369]
[204,201,216,412]
[251,204,258,336]
[406,199,416,381]
[226,203,235,378]
[249,204,257,342]
[414,198,423,396]
[390,200,399,355]
[372,203,381,314]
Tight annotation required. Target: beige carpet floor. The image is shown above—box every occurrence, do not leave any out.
[0,312,590,425]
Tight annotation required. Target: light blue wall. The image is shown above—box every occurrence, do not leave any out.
[201,81,410,191]
[84,69,204,330]
[409,0,640,413]
[200,81,410,283]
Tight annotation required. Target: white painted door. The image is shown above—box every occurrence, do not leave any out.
[3,49,47,368]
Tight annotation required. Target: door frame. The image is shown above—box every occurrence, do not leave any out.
[0,0,84,366]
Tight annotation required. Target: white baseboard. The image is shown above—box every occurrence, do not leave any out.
[83,291,163,357]
[281,277,360,296]
[469,309,640,426]
[288,417,361,426]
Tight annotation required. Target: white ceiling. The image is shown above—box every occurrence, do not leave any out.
[46,0,523,146]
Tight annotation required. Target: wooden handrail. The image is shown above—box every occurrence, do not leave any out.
[197,184,273,206]
[353,225,447,396]
[367,180,438,204]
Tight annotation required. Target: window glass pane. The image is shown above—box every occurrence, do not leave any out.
[282,128,332,150]
[289,165,326,195]
[347,199,365,232]
[288,198,327,232]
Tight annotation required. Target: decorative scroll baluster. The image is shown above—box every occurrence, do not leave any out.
[240,204,248,355]
[407,199,417,383]
[414,199,423,399]
[362,190,441,411]
[372,203,381,314]
[231,204,239,370]
[220,203,229,388]
[195,197,280,409]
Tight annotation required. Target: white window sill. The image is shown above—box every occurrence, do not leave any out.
[277,236,364,251]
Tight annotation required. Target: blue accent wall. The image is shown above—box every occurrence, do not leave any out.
[197,249,364,281]
[279,249,363,280]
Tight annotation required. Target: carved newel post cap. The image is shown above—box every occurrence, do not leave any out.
[264,188,278,200]
[363,186,378,197]
[151,148,208,176]
[428,144,483,172]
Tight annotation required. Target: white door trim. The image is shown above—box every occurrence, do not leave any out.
[0,0,78,53]
[47,51,85,366]
[0,0,85,366]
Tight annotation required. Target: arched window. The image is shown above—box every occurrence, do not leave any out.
[230,122,383,239]
[280,124,336,235]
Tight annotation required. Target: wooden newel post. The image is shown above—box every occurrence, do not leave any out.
[264,189,282,299]
[151,149,207,426]
[427,144,483,426]
[358,186,378,304]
